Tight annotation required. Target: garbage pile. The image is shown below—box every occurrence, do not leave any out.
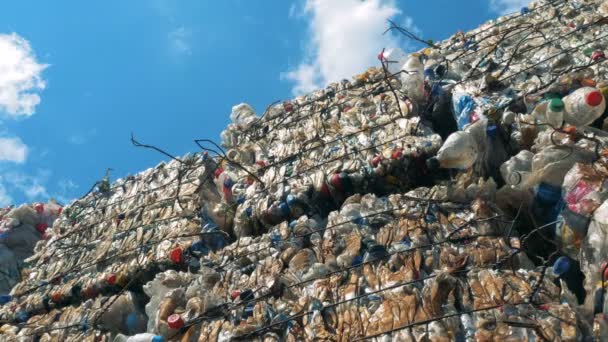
[7,0,608,340]
[0,201,61,296]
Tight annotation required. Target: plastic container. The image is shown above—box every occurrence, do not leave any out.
[563,87,606,127]
[546,98,564,128]
[400,55,425,102]
[379,48,408,75]
[500,150,534,186]
[427,131,478,169]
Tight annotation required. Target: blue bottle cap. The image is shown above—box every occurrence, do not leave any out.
[15,311,29,323]
[278,202,290,217]
[223,177,234,189]
[552,256,571,276]
[286,194,297,206]
[152,336,166,342]
[520,6,530,15]
[486,125,498,138]
[0,295,12,305]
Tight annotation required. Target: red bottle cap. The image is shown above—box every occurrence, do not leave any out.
[538,304,550,311]
[371,155,382,167]
[231,290,240,300]
[319,183,331,198]
[391,148,403,160]
[214,168,224,179]
[255,160,266,168]
[51,292,62,303]
[34,203,44,214]
[35,223,48,234]
[377,50,384,61]
[106,274,117,285]
[330,173,343,192]
[167,313,184,329]
[169,247,183,264]
[586,91,603,107]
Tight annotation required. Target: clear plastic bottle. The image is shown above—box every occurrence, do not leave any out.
[380,48,408,75]
[400,55,425,102]
[500,150,534,186]
[563,87,606,126]
[545,98,564,128]
[426,131,478,170]
[113,333,165,342]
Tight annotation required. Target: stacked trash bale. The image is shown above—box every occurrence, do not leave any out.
[6,0,608,340]
[0,201,62,296]
[0,154,223,340]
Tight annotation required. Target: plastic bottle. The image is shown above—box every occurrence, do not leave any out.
[379,48,408,75]
[563,87,606,126]
[500,150,534,186]
[113,333,166,342]
[400,55,425,102]
[545,98,564,128]
[426,131,478,170]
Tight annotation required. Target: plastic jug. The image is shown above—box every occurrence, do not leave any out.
[427,131,478,169]
[400,55,425,102]
[500,150,534,186]
[563,87,606,126]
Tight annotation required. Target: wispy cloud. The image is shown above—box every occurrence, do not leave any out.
[56,179,78,205]
[3,169,50,202]
[0,137,27,163]
[69,128,97,145]
[0,32,48,204]
[282,0,421,95]
[0,33,48,117]
[168,26,192,57]
[489,0,531,15]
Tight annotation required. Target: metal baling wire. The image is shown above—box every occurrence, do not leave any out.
[241,0,566,138]
[12,197,512,328]
[239,22,608,184]
[184,215,513,326]
[440,0,564,52]
[53,167,203,253]
[233,257,557,340]
[11,214,197,298]
[52,160,204,243]
[16,52,600,328]
[221,193,507,265]
[194,138,266,188]
[444,0,570,63]
[258,89,411,172]
[245,71,400,140]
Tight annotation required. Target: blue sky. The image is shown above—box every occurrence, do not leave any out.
[0,0,528,206]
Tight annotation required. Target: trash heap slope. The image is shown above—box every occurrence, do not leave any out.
[6,0,608,340]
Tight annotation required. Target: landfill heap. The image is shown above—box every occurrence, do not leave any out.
[0,202,61,296]
[6,0,608,340]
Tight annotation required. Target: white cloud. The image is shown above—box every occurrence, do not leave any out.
[69,128,97,145]
[3,170,49,202]
[56,179,78,205]
[168,26,192,57]
[489,0,531,14]
[0,33,48,117]
[0,137,28,163]
[281,63,322,95]
[282,0,420,95]
[0,181,12,206]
